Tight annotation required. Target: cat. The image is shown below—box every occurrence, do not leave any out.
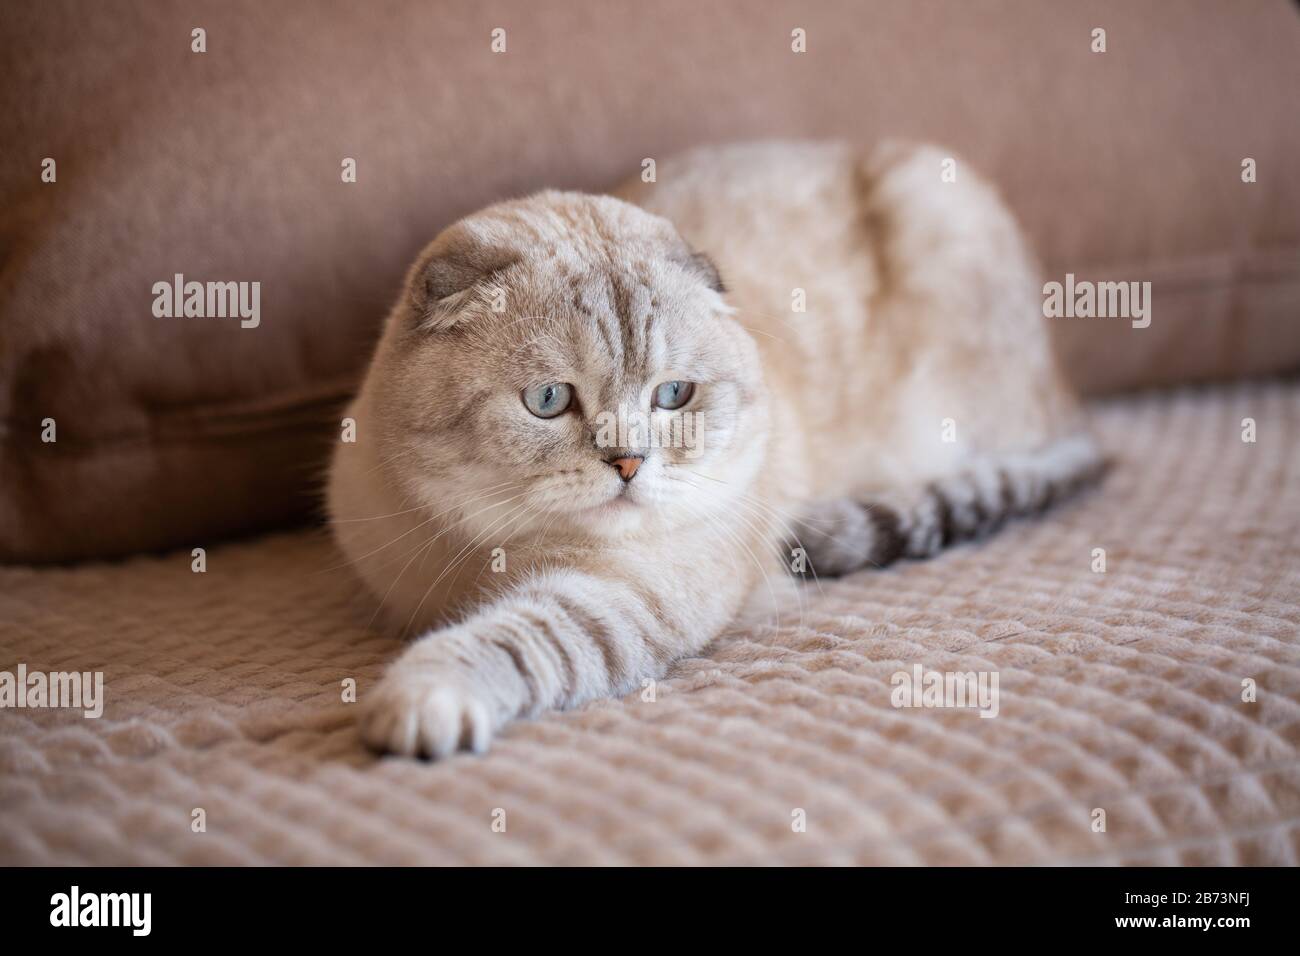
[327,141,1103,758]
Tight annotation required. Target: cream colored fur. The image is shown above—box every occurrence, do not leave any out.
[328,141,1093,758]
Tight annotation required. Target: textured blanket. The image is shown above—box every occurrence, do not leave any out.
[2,380,1297,865]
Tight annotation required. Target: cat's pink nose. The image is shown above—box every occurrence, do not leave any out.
[608,456,643,481]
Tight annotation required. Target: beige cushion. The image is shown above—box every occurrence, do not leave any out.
[1,380,1295,863]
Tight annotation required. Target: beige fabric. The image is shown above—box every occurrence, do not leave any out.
[1,380,1298,865]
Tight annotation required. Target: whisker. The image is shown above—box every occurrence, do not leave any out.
[403,498,537,635]
[329,478,521,524]
[319,483,529,574]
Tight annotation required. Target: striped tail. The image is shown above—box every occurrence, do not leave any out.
[791,434,1107,577]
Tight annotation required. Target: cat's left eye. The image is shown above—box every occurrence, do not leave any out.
[653,380,695,410]
[522,382,574,418]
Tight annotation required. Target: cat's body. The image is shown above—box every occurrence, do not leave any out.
[329,141,1101,758]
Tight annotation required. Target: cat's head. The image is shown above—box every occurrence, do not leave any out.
[365,191,768,544]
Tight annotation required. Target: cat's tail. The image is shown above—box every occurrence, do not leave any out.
[791,433,1107,577]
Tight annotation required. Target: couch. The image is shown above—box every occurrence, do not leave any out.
[1,0,1297,865]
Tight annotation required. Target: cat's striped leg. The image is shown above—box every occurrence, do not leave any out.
[359,566,735,758]
[790,433,1107,577]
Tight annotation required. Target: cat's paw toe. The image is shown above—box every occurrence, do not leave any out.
[361,673,494,759]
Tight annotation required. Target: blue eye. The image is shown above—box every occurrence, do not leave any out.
[653,380,695,410]
[522,383,573,418]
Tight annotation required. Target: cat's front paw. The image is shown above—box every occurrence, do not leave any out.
[360,666,496,759]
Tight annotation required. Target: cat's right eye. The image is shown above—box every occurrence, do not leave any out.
[522,382,573,419]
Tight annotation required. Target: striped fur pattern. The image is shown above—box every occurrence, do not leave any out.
[329,141,1100,758]
[350,567,705,755]
[790,434,1106,577]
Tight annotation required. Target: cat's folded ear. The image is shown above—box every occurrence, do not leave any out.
[407,223,520,331]
[678,248,727,295]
